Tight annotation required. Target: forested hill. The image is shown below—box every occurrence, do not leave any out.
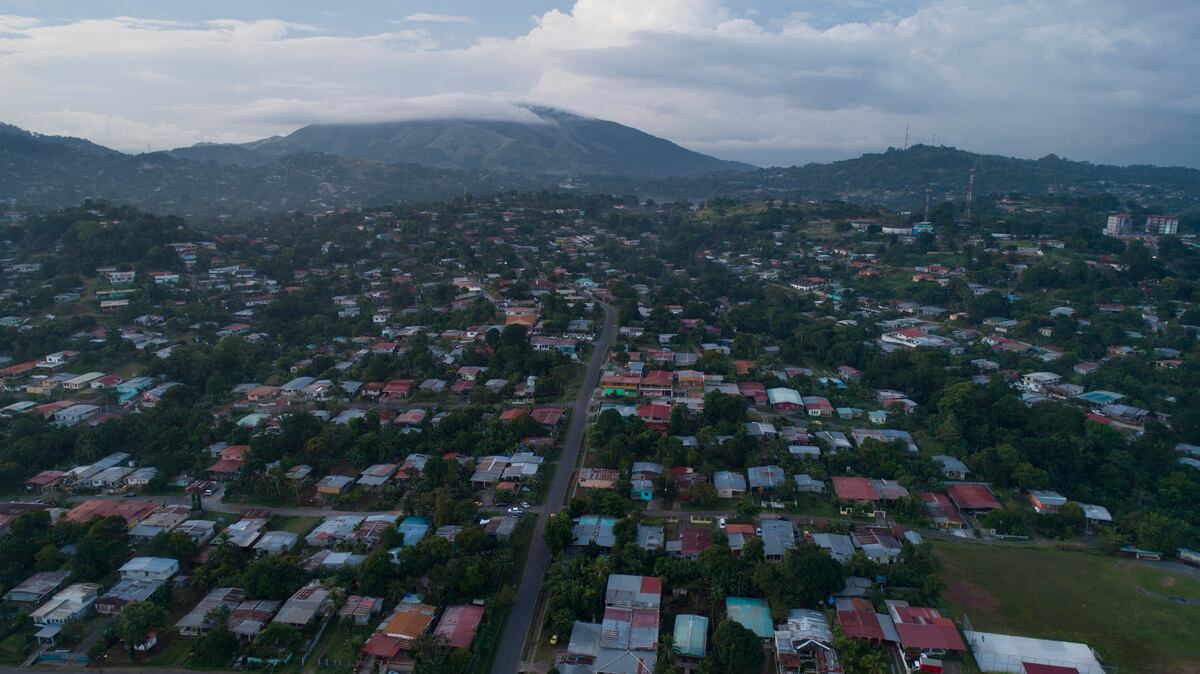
[3,118,1200,217]
[639,145,1200,210]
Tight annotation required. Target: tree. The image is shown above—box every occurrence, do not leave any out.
[115,601,169,658]
[358,550,396,597]
[251,622,303,659]
[704,618,763,673]
[654,633,678,674]
[544,512,575,555]
[192,622,238,667]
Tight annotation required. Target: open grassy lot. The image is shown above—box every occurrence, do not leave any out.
[274,515,322,535]
[934,542,1200,673]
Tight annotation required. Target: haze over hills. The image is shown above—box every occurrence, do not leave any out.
[2,115,1199,219]
[170,107,755,178]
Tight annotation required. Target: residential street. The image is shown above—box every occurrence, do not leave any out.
[490,299,617,674]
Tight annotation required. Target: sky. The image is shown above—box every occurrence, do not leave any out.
[1,0,1197,168]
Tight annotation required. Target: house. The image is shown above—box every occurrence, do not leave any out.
[177,587,247,637]
[760,519,796,559]
[932,455,969,480]
[367,602,438,663]
[774,609,842,674]
[945,482,1002,513]
[713,471,747,498]
[802,396,835,417]
[579,468,620,490]
[97,577,167,615]
[1028,490,1067,514]
[4,570,71,605]
[767,387,802,411]
[30,583,101,642]
[306,515,364,548]
[812,533,856,563]
[357,463,399,489]
[316,474,355,496]
[274,582,333,626]
[747,465,785,490]
[253,531,300,556]
[794,474,825,493]
[52,403,100,427]
[434,604,485,650]
[174,519,217,545]
[24,470,67,493]
[222,517,268,548]
[673,614,709,671]
[128,505,192,541]
[338,595,384,626]
[120,557,180,582]
[886,600,966,665]
[573,515,618,548]
[564,575,662,674]
[228,599,281,640]
[668,527,713,560]
[636,403,671,431]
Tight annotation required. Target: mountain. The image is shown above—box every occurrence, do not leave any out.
[3,120,1200,219]
[169,107,754,178]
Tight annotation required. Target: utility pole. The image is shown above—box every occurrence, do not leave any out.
[903,124,909,151]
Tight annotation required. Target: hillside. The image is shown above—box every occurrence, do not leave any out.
[170,107,754,178]
[643,145,1200,210]
[3,119,1200,218]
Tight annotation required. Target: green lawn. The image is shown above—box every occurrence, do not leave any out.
[274,516,322,535]
[934,543,1200,673]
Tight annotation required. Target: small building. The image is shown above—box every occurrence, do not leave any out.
[274,583,333,627]
[177,587,247,636]
[1028,490,1068,514]
[713,471,747,498]
[725,597,773,640]
[119,557,180,582]
[338,595,384,626]
[673,614,709,671]
[30,583,101,627]
[4,570,71,605]
[434,604,485,650]
[253,531,299,556]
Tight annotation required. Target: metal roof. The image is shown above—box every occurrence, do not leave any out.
[672,614,709,658]
[725,597,772,639]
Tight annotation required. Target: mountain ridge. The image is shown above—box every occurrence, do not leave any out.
[2,118,1199,218]
[168,107,755,178]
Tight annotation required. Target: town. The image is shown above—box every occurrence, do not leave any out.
[0,191,1195,674]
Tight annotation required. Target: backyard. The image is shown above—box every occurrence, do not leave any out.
[934,542,1200,673]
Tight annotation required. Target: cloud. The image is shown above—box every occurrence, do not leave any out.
[402,13,473,24]
[0,0,1197,167]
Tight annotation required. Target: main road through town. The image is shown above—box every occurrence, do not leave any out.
[490,299,617,674]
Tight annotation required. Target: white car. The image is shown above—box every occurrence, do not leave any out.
[507,506,523,515]
[718,517,727,529]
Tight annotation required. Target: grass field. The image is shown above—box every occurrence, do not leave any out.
[275,515,322,535]
[934,542,1200,673]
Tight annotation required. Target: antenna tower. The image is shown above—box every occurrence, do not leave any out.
[965,168,976,222]
[904,124,909,151]
[924,188,931,222]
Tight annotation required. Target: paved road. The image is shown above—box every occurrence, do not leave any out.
[491,300,617,674]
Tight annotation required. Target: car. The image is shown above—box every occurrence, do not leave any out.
[755,527,762,537]
[549,634,559,646]
[203,488,214,497]
[718,517,726,529]
[473,500,483,507]
[507,506,523,515]
[521,501,530,509]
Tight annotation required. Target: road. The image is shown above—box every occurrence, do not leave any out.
[490,299,617,674]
